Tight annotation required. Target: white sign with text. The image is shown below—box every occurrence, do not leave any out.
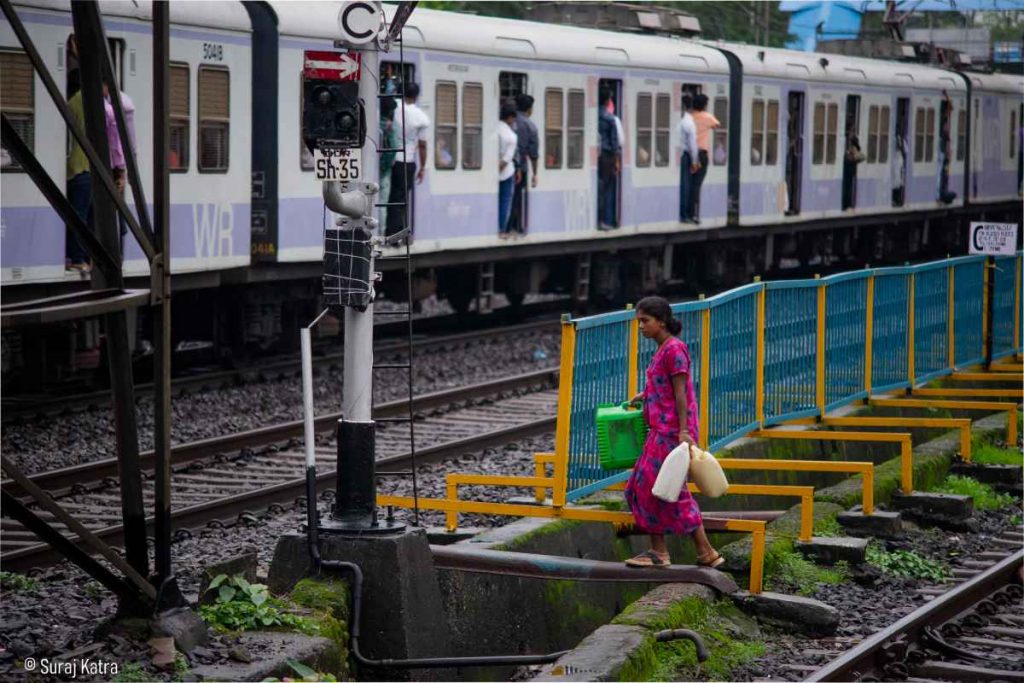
[969,222,1019,256]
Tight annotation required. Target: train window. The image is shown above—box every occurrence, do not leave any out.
[1011,109,1017,160]
[825,103,838,164]
[380,61,414,96]
[712,97,728,166]
[914,108,925,163]
[879,106,890,164]
[169,63,190,171]
[0,51,33,172]
[435,81,457,170]
[198,66,229,172]
[867,105,879,163]
[567,89,584,169]
[462,82,482,170]
[545,88,563,169]
[812,102,825,165]
[655,93,670,167]
[924,108,935,163]
[636,92,652,167]
[956,110,965,161]
[500,71,527,104]
[765,100,778,166]
[750,99,764,165]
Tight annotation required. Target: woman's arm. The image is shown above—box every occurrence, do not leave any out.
[672,374,696,446]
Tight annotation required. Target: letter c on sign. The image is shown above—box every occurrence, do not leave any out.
[339,1,380,45]
[973,226,983,252]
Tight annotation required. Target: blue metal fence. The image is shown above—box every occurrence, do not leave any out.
[871,269,910,393]
[992,255,1019,359]
[954,259,985,367]
[763,282,818,425]
[913,263,950,384]
[824,273,868,411]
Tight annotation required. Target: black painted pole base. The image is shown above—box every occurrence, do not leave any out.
[320,419,405,535]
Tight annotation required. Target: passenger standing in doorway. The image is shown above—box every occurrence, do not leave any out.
[842,132,864,211]
[936,92,956,205]
[689,94,719,225]
[498,103,519,238]
[623,296,724,570]
[65,82,124,272]
[104,82,137,250]
[598,90,621,231]
[509,94,539,237]
[387,82,429,239]
[677,94,698,224]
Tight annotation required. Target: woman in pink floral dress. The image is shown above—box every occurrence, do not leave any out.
[624,296,724,569]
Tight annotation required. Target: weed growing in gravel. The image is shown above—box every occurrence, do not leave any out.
[199,574,313,633]
[764,542,846,596]
[932,475,1015,511]
[1011,513,1022,527]
[970,442,1023,467]
[865,544,948,582]
[813,517,845,537]
[0,571,37,593]
[111,662,149,682]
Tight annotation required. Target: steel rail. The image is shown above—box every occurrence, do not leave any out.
[2,317,559,421]
[807,549,1024,682]
[0,412,557,571]
[2,368,558,498]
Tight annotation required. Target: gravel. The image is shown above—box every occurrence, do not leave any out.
[2,327,559,476]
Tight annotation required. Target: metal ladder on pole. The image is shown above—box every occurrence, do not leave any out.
[372,34,419,526]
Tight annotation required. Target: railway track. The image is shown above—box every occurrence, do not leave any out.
[1,369,558,571]
[808,543,1024,682]
[1,317,559,422]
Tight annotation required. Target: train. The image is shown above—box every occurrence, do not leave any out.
[1,0,1021,384]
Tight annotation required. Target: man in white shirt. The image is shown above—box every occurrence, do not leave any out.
[677,94,699,224]
[387,82,430,238]
[497,103,518,238]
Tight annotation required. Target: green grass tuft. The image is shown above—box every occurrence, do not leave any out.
[932,475,1016,511]
[813,516,845,538]
[0,571,38,593]
[866,543,948,582]
[971,442,1023,467]
[762,538,846,596]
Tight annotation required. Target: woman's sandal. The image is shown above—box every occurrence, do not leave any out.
[625,550,671,568]
[697,551,725,569]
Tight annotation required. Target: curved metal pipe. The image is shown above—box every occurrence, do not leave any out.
[654,629,709,662]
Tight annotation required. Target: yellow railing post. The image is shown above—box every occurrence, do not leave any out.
[699,300,711,450]
[816,276,826,416]
[982,260,990,361]
[900,437,913,494]
[445,476,459,531]
[749,527,765,594]
[863,467,874,515]
[800,491,814,541]
[755,280,766,426]
[552,316,575,508]
[948,265,955,370]
[908,272,916,387]
[865,273,874,395]
[627,305,639,398]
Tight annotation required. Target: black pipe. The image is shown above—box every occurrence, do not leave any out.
[654,629,709,662]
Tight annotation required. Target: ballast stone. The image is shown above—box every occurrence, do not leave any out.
[731,591,839,637]
[795,536,869,566]
[837,508,903,538]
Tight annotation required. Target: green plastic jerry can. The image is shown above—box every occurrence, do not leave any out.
[596,402,649,470]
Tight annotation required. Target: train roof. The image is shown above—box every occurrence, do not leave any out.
[8,0,252,32]
[709,40,967,92]
[961,70,1024,95]
[270,2,731,74]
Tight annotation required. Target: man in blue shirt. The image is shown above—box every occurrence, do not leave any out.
[598,90,621,230]
[509,94,539,236]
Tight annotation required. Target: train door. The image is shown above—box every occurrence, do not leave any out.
[893,97,909,207]
[499,71,528,232]
[841,94,861,210]
[597,77,622,229]
[785,91,804,215]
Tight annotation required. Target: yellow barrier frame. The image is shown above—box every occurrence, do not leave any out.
[991,362,1023,373]
[868,397,1018,445]
[552,317,575,508]
[751,428,914,493]
[949,372,1023,383]
[818,416,973,462]
[911,387,1023,399]
[716,458,874,516]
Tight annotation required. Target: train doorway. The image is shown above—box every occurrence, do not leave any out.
[597,78,622,230]
[893,97,909,207]
[785,92,804,215]
[500,71,529,234]
[841,94,861,210]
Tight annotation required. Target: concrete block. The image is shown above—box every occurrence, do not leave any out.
[191,631,336,682]
[795,536,868,566]
[150,608,209,654]
[891,492,975,531]
[950,463,1022,494]
[534,624,648,682]
[268,529,453,681]
[731,591,839,637]
[837,509,903,538]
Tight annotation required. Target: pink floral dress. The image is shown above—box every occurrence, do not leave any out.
[624,336,703,535]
